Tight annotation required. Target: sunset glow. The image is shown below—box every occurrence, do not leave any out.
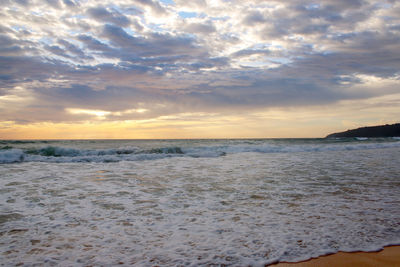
[1,0,399,139]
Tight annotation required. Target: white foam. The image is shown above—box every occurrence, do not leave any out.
[1,144,399,266]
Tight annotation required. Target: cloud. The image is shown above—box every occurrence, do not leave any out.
[57,39,91,59]
[184,22,216,34]
[0,0,399,128]
[133,0,166,15]
[102,24,203,57]
[242,10,265,25]
[63,0,76,7]
[44,44,69,58]
[45,0,62,9]
[232,48,270,58]
[0,35,25,56]
[77,34,111,52]
[87,6,131,27]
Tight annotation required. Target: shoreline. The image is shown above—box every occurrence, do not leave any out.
[269,245,400,267]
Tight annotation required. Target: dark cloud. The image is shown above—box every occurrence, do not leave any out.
[0,55,70,87]
[312,52,400,78]
[298,24,330,35]
[102,24,205,58]
[44,45,69,58]
[51,83,96,101]
[185,57,230,71]
[184,22,216,34]
[0,26,12,34]
[294,4,343,22]
[45,0,62,9]
[337,30,400,53]
[63,0,76,7]
[87,6,131,27]
[0,35,23,56]
[242,10,265,25]
[33,83,161,118]
[77,34,111,52]
[131,19,144,32]
[77,27,210,71]
[322,0,365,11]
[190,78,342,108]
[247,0,375,40]
[13,0,30,6]
[58,39,92,60]
[14,72,342,123]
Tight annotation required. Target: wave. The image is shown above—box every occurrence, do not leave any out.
[25,146,139,157]
[0,140,49,145]
[0,149,25,163]
[0,145,189,164]
[1,140,400,164]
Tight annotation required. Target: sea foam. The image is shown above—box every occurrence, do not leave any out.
[0,139,399,266]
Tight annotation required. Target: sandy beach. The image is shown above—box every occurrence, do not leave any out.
[270,246,400,267]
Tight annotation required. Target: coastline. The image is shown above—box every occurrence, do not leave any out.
[269,245,400,267]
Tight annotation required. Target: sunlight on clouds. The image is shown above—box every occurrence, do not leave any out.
[112,108,148,116]
[0,86,33,108]
[355,74,400,84]
[1,0,400,138]
[66,108,148,119]
[0,121,15,129]
[2,94,400,139]
[66,108,111,118]
[348,74,400,96]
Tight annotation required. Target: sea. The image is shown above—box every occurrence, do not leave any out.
[1,138,400,266]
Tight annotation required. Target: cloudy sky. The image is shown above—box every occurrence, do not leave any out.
[0,0,399,138]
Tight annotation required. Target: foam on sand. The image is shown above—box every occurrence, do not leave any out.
[270,245,400,266]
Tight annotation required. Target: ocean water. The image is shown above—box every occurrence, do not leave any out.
[1,138,400,266]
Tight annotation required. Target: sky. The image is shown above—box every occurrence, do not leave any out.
[0,0,399,139]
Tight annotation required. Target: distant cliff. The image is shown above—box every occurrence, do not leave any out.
[326,123,400,138]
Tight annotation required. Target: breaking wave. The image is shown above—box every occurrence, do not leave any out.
[1,139,400,164]
[0,149,25,163]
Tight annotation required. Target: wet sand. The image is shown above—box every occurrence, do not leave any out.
[270,246,400,267]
